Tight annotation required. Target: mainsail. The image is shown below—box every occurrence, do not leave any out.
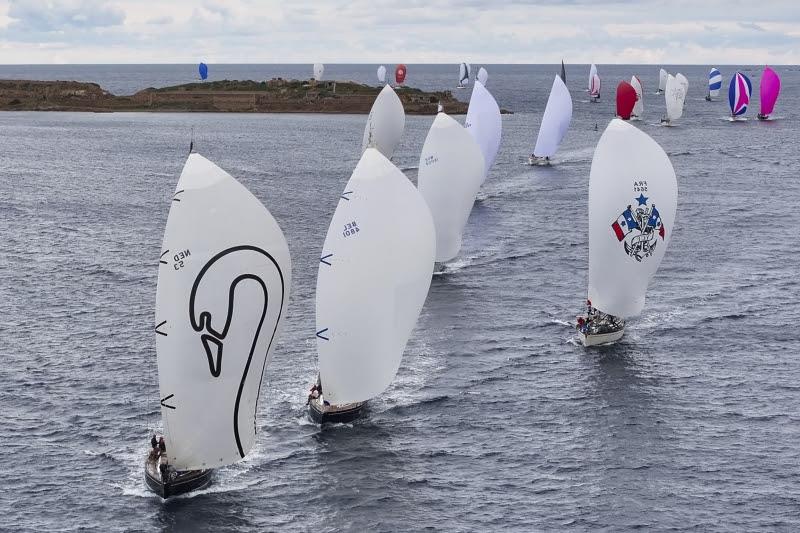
[377,65,387,84]
[156,154,291,470]
[728,71,752,116]
[658,68,668,93]
[533,75,572,159]
[630,75,644,119]
[464,80,502,180]
[589,64,601,97]
[316,149,435,405]
[676,73,689,102]
[459,62,471,86]
[362,84,405,159]
[588,119,677,318]
[313,63,324,81]
[664,74,685,122]
[418,113,485,262]
[708,68,722,98]
[759,66,781,117]
[616,81,637,120]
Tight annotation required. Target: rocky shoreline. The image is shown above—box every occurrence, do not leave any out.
[0,78,470,115]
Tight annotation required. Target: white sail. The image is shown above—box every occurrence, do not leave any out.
[316,148,435,405]
[459,62,470,86]
[630,75,644,119]
[418,113,485,262]
[533,75,572,158]
[377,65,387,83]
[313,63,324,81]
[362,84,405,159]
[477,67,488,85]
[676,73,689,107]
[658,68,668,92]
[664,74,685,122]
[464,80,502,180]
[589,63,598,92]
[156,153,291,470]
[588,119,677,318]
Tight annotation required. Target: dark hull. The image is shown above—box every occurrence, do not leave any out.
[144,458,212,499]
[308,398,365,424]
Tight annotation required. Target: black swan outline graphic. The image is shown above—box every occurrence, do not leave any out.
[189,245,285,458]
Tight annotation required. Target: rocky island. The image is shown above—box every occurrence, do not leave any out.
[0,78,469,114]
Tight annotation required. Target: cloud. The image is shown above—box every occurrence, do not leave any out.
[6,0,124,32]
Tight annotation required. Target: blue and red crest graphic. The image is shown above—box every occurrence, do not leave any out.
[610,191,665,262]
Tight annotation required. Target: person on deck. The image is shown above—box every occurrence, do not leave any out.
[158,437,166,454]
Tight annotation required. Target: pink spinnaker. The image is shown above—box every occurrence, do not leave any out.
[760,66,781,116]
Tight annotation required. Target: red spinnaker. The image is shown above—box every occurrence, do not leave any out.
[616,81,637,120]
[395,64,407,85]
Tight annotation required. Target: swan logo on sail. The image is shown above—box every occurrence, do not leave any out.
[610,192,665,262]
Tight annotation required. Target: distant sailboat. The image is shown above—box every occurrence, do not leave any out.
[377,65,387,84]
[630,76,644,120]
[477,67,489,86]
[464,80,502,180]
[198,62,208,81]
[146,153,291,497]
[616,81,637,120]
[310,148,435,423]
[362,85,405,159]
[529,74,572,166]
[758,66,781,120]
[457,62,471,88]
[313,63,324,81]
[656,68,667,94]
[728,71,752,120]
[660,74,685,126]
[676,73,689,109]
[589,64,601,102]
[395,64,407,86]
[577,119,677,346]
[706,68,722,101]
[418,113,485,265]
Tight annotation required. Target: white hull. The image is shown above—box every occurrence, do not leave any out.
[580,327,625,347]
[527,156,551,166]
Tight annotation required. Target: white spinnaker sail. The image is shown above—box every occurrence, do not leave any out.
[588,119,677,318]
[156,153,291,470]
[316,148,435,405]
[589,63,598,92]
[362,84,405,159]
[665,74,685,121]
[630,76,644,119]
[377,65,387,83]
[459,62,471,85]
[464,80,502,180]
[313,63,324,81]
[658,68,668,92]
[418,113,485,262]
[533,75,572,158]
[477,67,488,85]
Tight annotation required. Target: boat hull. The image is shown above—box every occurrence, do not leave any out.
[580,327,625,347]
[308,397,365,424]
[527,156,551,166]
[144,456,212,498]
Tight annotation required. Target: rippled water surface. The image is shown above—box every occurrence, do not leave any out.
[1,64,799,532]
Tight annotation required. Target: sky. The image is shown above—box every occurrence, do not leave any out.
[0,0,798,65]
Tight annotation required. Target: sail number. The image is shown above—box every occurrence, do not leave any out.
[423,155,439,167]
[342,221,360,238]
[633,180,648,192]
[173,249,191,270]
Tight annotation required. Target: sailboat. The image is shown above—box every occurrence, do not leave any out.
[309,149,435,423]
[418,112,485,266]
[477,67,489,86]
[395,64,407,86]
[758,66,781,120]
[660,74,685,126]
[198,62,208,81]
[676,73,689,109]
[630,76,644,120]
[313,63,324,81]
[560,60,567,83]
[706,68,722,101]
[616,81,637,120]
[656,68,667,94]
[529,74,572,166]
[146,152,291,497]
[577,119,677,346]
[377,65,387,84]
[457,62,471,89]
[728,71,752,120]
[464,80,502,180]
[589,64,601,102]
[362,85,405,159]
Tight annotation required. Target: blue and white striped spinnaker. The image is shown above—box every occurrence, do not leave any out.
[708,68,722,99]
